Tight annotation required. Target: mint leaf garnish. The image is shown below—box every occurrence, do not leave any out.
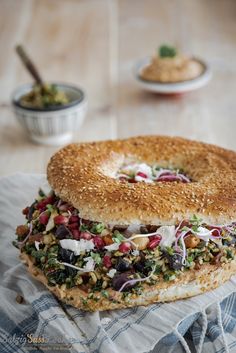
[159,45,177,58]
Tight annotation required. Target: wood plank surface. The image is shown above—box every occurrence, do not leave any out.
[0,0,235,176]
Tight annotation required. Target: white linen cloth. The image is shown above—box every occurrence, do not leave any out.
[0,173,235,353]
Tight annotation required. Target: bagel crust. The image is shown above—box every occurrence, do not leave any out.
[47,136,236,226]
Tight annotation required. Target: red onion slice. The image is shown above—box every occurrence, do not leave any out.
[118,265,157,292]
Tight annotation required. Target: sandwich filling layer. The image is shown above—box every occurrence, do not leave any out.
[14,189,236,299]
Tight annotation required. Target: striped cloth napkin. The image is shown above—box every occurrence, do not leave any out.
[0,173,235,353]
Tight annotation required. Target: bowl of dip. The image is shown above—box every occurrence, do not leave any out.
[12,82,88,145]
[134,45,212,94]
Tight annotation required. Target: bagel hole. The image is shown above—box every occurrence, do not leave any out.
[115,162,191,184]
[98,155,192,184]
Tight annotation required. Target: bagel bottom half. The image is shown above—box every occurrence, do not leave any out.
[20,252,236,311]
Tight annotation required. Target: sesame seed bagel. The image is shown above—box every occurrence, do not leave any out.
[47,136,236,226]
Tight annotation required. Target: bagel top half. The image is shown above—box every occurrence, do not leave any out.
[47,136,236,226]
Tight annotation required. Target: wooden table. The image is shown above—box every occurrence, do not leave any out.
[0,0,236,176]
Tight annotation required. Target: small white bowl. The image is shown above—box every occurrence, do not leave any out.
[12,83,88,145]
[134,57,212,95]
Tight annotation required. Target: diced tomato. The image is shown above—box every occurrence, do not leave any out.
[72,229,80,240]
[93,236,105,249]
[39,212,49,225]
[54,215,68,225]
[119,242,131,253]
[68,222,79,230]
[36,196,54,210]
[148,236,161,249]
[103,255,112,268]
[69,215,79,223]
[80,232,92,240]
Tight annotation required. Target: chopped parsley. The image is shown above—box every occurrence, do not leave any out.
[159,45,177,58]
[189,214,203,232]
[90,223,105,234]
[101,290,109,299]
[163,272,176,281]
[112,231,125,244]
[46,204,54,212]
[90,252,102,264]
[80,223,89,232]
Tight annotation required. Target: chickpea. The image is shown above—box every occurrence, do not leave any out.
[101,229,110,236]
[102,280,108,289]
[75,277,83,285]
[90,272,97,284]
[184,235,200,248]
[43,233,54,245]
[132,236,149,250]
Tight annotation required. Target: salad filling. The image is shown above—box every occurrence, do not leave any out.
[19,84,69,109]
[14,190,236,302]
[116,163,191,183]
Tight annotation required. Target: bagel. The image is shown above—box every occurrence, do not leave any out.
[14,136,236,311]
[47,135,236,225]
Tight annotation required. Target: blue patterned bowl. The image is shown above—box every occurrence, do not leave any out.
[12,83,88,145]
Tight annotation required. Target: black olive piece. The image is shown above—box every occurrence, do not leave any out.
[55,225,71,239]
[147,225,158,233]
[140,226,149,234]
[112,225,128,232]
[115,258,132,272]
[133,261,144,273]
[81,274,90,284]
[160,249,169,260]
[139,251,146,261]
[211,251,223,265]
[112,271,136,292]
[38,189,46,197]
[28,201,37,221]
[47,269,67,285]
[82,219,93,227]
[134,260,151,276]
[65,267,77,277]
[58,247,76,264]
[168,253,183,270]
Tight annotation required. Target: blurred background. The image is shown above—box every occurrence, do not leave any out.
[0,0,236,175]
